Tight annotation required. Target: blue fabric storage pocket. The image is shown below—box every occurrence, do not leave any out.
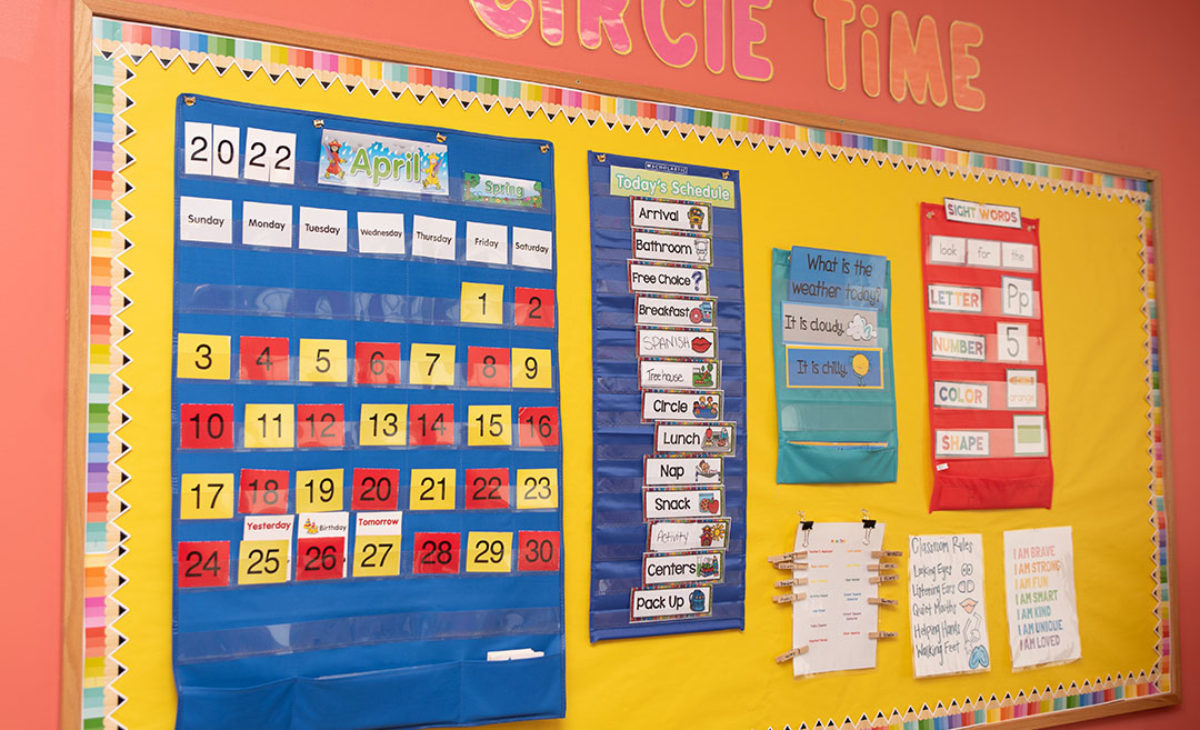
[777,439,898,484]
[460,654,565,723]
[291,661,460,730]
[175,677,294,730]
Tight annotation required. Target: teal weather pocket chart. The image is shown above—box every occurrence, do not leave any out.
[170,96,564,730]
[771,246,898,483]
[587,152,746,641]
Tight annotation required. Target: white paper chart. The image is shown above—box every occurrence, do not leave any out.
[908,533,991,677]
[1004,526,1082,669]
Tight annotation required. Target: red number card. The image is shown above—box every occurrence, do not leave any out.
[352,468,400,510]
[466,346,511,388]
[355,341,402,385]
[296,536,345,581]
[409,403,455,446]
[296,404,345,448]
[239,469,290,514]
[464,468,510,509]
[412,532,461,574]
[517,406,560,447]
[180,403,234,449]
[240,336,289,381]
[177,541,230,587]
[514,287,555,328]
[517,531,560,572]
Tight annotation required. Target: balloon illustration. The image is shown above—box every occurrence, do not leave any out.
[851,353,871,386]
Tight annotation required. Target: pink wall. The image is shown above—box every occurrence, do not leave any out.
[2,0,1194,726]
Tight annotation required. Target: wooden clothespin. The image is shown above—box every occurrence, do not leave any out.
[775,577,808,588]
[869,631,898,640]
[771,592,806,604]
[768,551,806,564]
[872,550,903,558]
[776,646,809,663]
[870,574,899,584]
[868,597,899,607]
[867,563,898,572]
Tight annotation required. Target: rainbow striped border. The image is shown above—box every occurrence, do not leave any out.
[83,16,1168,730]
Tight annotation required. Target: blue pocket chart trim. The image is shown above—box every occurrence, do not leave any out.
[587,152,746,642]
[171,96,564,730]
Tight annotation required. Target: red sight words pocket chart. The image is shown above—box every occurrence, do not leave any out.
[920,200,1053,510]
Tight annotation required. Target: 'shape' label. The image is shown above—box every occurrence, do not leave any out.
[629,262,709,295]
[643,488,724,519]
[631,199,712,233]
[927,285,983,313]
[933,381,990,410]
[641,390,724,422]
[647,518,731,551]
[644,456,724,486]
[654,422,736,454]
[631,585,712,620]
[642,551,725,585]
[931,331,987,361]
[633,230,713,265]
[935,430,991,457]
[637,328,717,359]
[635,295,715,327]
[781,301,878,346]
[639,359,720,390]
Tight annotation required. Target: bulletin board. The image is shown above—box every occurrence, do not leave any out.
[67,4,1178,730]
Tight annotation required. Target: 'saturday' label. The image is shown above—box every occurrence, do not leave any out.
[642,551,724,584]
[631,585,712,620]
[654,422,736,454]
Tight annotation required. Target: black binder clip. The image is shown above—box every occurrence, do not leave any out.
[799,511,814,548]
[861,509,876,545]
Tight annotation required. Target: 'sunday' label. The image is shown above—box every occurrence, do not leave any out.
[781,301,878,346]
[647,518,731,551]
[242,201,293,248]
[631,199,712,233]
[933,381,990,410]
[462,172,542,208]
[931,331,987,361]
[639,360,720,390]
[179,196,233,243]
[635,295,714,327]
[644,457,723,486]
[633,230,713,265]
[355,511,403,536]
[637,328,717,359]
[631,585,713,620]
[785,345,884,389]
[936,430,991,457]
[642,390,724,422]
[318,129,448,195]
[654,422,736,454]
[644,488,724,519]
[927,284,983,313]
[512,226,553,270]
[642,551,724,585]
[629,262,709,295]
[356,211,405,255]
[944,198,1022,229]
[610,166,736,208]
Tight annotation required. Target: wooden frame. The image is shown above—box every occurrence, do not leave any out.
[64,0,1179,727]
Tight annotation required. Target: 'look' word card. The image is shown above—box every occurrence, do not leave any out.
[919,200,1053,510]
[172,96,563,730]
[908,533,990,677]
[793,522,884,676]
[1004,526,1081,670]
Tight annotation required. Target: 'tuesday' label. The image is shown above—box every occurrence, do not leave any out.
[242,201,293,248]
[637,328,717,359]
[633,230,712,265]
[935,430,990,457]
[632,199,712,233]
[647,518,730,551]
[642,390,724,422]
[781,301,877,346]
[629,261,709,295]
[944,198,1022,229]
[654,422,736,454]
[642,551,724,585]
[639,360,720,390]
[644,488,724,519]
[635,295,714,327]
[644,456,723,486]
[631,585,712,620]
[931,331,986,361]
